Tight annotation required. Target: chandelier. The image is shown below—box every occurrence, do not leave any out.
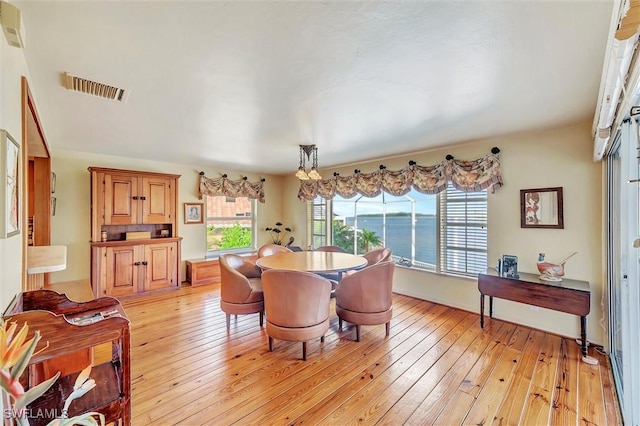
[295,144,322,180]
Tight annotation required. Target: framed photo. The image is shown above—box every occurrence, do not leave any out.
[501,254,519,278]
[0,130,20,238]
[520,187,564,229]
[184,202,204,224]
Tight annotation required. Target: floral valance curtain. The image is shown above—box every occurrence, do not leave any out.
[297,148,502,201]
[199,172,266,203]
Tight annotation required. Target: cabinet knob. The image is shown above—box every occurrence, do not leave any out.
[134,262,141,266]
[142,261,148,266]
[132,196,139,200]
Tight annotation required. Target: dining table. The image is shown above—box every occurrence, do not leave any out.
[255,251,368,279]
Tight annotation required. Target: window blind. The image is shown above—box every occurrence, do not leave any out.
[440,184,487,276]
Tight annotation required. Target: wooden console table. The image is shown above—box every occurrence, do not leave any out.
[478,268,591,360]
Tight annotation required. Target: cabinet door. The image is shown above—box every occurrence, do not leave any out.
[140,177,172,224]
[105,245,141,297]
[143,242,177,292]
[104,174,139,225]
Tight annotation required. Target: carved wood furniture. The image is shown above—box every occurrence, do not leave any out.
[89,167,181,298]
[478,268,591,359]
[3,289,131,426]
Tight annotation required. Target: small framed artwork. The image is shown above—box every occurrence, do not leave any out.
[520,187,564,229]
[184,202,204,224]
[501,254,519,278]
[0,130,20,238]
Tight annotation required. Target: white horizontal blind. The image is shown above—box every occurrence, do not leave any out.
[440,184,487,276]
[308,197,327,249]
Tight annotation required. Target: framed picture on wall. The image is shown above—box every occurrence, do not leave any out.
[520,187,564,229]
[0,130,20,238]
[184,202,204,224]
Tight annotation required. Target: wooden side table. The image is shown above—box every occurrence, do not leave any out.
[477,268,594,363]
[3,290,131,425]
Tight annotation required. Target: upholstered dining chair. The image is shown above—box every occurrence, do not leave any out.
[219,254,264,329]
[344,247,392,278]
[261,269,332,360]
[257,244,292,258]
[335,261,394,342]
[314,245,347,282]
[363,247,392,266]
[315,245,346,253]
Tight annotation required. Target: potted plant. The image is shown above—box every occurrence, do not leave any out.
[264,222,292,245]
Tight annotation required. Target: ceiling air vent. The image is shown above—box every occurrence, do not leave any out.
[64,72,129,102]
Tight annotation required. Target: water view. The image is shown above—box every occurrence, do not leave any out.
[344,215,437,265]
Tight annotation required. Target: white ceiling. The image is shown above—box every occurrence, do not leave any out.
[15,1,613,175]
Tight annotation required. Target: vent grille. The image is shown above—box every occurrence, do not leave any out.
[64,72,129,102]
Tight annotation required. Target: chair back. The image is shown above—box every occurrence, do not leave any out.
[219,254,262,303]
[262,270,332,327]
[363,247,392,266]
[315,245,346,253]
[258,244,292,258]
[335,261,394,313]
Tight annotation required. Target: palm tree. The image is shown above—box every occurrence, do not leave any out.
[359,228,382,253]
[333,222,355,253]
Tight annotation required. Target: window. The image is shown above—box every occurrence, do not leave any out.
[439,183,488,275]
[308,196,328,249]
[205,195,256,254]
[313,183,487,277]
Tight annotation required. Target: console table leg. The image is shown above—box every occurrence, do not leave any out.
[580,316,587,357]
[489,296,494,318]
[480,294,485,328]
[580,315,599,365]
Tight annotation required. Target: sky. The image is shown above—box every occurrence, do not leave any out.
[333,189,437,217]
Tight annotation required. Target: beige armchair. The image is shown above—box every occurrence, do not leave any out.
[219,254,264,329]
[363,247,392,266]
[257,244,292,258]
[261,269,332,360]
[335,261,394,341]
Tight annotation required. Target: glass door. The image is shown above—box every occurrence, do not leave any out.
[607,138,623,397]
[607,122,640,425]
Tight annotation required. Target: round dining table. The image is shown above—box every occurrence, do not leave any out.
[255,251,367,279]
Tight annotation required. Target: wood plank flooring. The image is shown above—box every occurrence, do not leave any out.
[121,283,621,425]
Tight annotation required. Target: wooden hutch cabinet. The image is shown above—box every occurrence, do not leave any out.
[89,167,181,298]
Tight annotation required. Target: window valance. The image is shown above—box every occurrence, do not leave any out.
[297,148,502,201]
[199,172,266,203]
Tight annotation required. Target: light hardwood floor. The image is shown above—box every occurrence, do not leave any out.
[121,283,621,425]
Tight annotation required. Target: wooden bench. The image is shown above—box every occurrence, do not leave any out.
[186,255,257,287]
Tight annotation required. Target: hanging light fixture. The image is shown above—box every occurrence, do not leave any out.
[295,144,322,180]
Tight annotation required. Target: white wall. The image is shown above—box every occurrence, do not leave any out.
[282,122,605,344]
[0,34,28,312]
[50,148,284,283]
